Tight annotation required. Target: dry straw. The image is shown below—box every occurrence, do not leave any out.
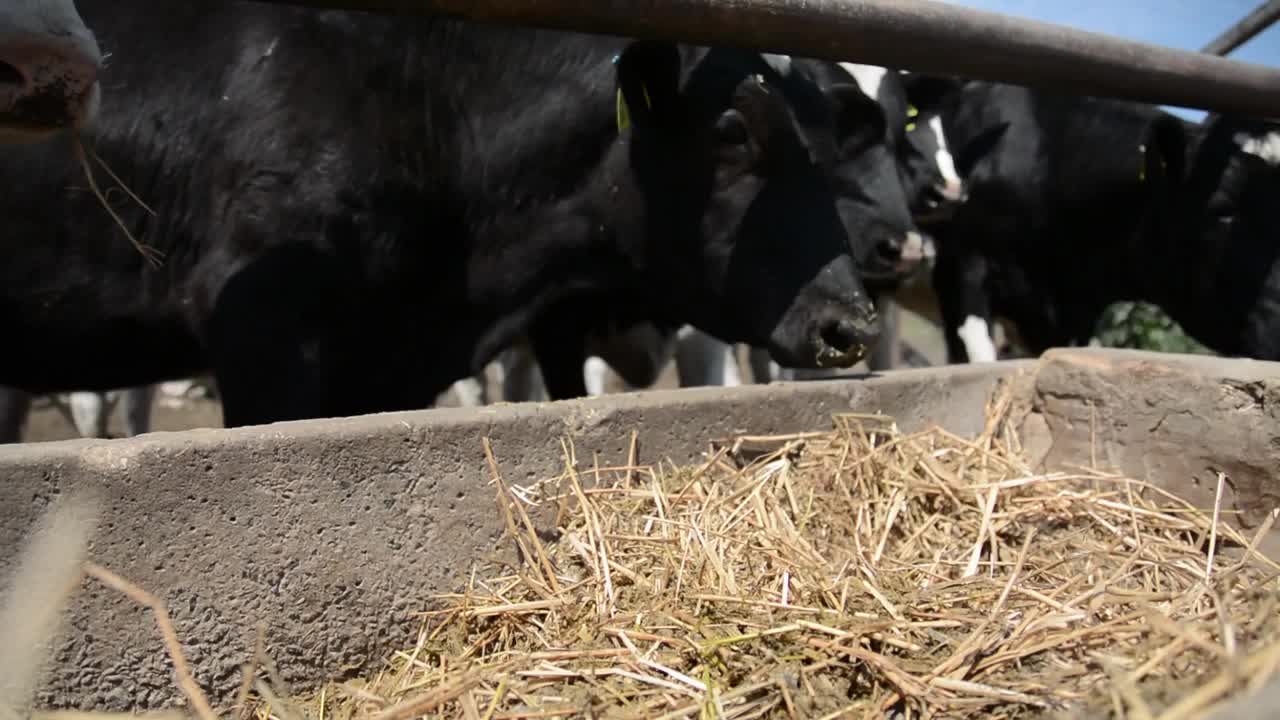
[18,380,1280,720]
[247,381,1280,720]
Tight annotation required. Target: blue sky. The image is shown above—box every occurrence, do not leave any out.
[938,0,1280,121]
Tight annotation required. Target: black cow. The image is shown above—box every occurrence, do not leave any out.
[833,63,966,224]
[489,56,938,401]
[0,0,107,444]
[900,77,1280,363]
[0,0,101,140]
[1163,112,1280,359]
[0,0,879,428]
[752,60,963,380]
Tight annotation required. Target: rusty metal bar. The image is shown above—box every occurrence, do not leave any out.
[247,0,1280,118]
[1202,0,1280,57]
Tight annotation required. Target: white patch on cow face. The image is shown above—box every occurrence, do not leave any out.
[901,231,926,263]
[1234,131,1280,166]
[583,356,608,397]
[836,62,887,101]
[762,53,792,77]
[928,115,963,194]
[957,315,998,363]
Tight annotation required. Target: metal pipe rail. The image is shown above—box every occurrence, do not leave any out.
[1202,0,1280,57]
[250,0,1280,119]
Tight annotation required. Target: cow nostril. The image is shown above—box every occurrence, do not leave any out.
[876,239,902,262]
[820,317,872,352]
[0,60,24,87]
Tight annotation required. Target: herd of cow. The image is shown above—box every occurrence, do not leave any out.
[0,0,1277,443]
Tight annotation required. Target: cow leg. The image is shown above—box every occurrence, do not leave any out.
[747,346,780,384]
[529,326,590,400]
[582,357,609,396]
[590,321,677,392]
[933,248,996,364]
[67,391,112,438]
[0,386,32,443]
[501,345,548,403]
[866,295,901,371]
[452,376,488,407]
[673,327,740,387]
[207,251,348,427]
[121,385,156,437]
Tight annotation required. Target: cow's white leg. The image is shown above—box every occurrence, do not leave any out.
[67,391,112,438]
[582,356,609,397]
[589,321,677,392]
[957,315,998,362]
[451,377,488,407]
[121,385,155,437]
[674,326,739,387]
[719,343,743,387]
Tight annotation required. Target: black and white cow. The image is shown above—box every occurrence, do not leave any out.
[0,0,881,429]
[0,0,100,140]
[899,76,1280,363]
[480,56,936,403]
[748,61,968,383]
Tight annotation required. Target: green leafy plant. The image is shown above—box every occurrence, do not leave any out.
[1092,301,1215,355]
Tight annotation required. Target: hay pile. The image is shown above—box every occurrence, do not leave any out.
[260,390,1280,720]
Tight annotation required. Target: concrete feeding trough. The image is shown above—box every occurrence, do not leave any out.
[2,347,1278,716]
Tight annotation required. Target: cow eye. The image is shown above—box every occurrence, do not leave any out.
[715,110,751,147]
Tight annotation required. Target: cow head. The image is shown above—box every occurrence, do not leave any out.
[1176,114,1280,358]
[786,58,934,295]
[614,42,879,370]
[899,73,968,224]
[0,0,101,143]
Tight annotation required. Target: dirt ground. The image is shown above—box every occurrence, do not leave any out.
[18,311,948,444]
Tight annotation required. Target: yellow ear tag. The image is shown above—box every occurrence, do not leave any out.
[906,122,917,132]
[616,85,652,135]
[907,105,920,118]
[616,88,631,133]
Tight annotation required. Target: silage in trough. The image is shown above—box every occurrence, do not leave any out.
[257,385,1280,720]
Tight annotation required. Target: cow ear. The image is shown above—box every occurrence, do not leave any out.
[901,74,960,115]
[1141,114,1188,187]
[827,83,887,147]
[614,41,682,131]
[954,121,1009,177]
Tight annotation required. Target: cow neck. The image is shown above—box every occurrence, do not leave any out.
[465,131,652,373]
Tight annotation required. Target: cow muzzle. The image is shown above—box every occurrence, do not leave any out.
[868,230,936,281]
[767,255,880,371]
[814,309,880,368]
[898,231,935,271]
[0,38,102,140]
